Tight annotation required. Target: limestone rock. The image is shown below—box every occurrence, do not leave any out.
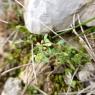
[1,78,22,95]
[24,0,93,34]
[0,0,4,18]
[78,63,95,82]
[81,1,95,26]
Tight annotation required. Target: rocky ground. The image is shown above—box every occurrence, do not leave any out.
[0,0,95,95]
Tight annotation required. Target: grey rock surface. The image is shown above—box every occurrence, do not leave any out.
[1,78,22,95]
[0,0,5,19]
[81,1,95,26]
[78,63,95,82]
[24,0,94,34]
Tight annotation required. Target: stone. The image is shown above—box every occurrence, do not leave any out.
[78,63,95,82]
[80,1,95,26]
[1,78,22,95]
[0,0,4,17]
[78,70,91,82]
[24,0,94,34]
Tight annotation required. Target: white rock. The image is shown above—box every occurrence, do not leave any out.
[1,78,22,95]
[83,63,95,72]
[78,70,91,82]
[0,0,4,17]
[78,63,95,82]
[24,0,93,34]
[81,1,95,26]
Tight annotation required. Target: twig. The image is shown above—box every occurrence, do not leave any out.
[56,16,95,33]
[31,84,48,95]
[21,43,38,95]
[72,25,95,61]
[66,67,79,95]
[77,14,95,60]
[31,43,37,84]
[0,31,16,48]
[56,27,73,33]
[77,85,94,95]
[72,15,95,62]
[15,0,25,8]
[87,89,95,95]
[0,63,31,77]
[60,85,92,95]
[66,14,78,95]
[39,20,71,45]
[0,19,8,24]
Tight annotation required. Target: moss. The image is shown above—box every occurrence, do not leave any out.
[5,25,91,94]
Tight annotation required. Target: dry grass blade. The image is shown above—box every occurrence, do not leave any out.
[72,26,95,61]
[56,27,74,33]
[15,0,25,8]
[39,20,64,40]
[21,42,48,95]
[20,62,49,95]
[87,90,95,95]
[77,84,95,95]
[0,31,16,48]
[0,19,8,24]
[59,85,95,95]
[72,15,95,62]
[77,14,95,60]
[31,43,37,84]
[38,19,72,45]
[0,63,31,77]
[21,43,37,95]
[66,14,79,95]
[66,67,79,95]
